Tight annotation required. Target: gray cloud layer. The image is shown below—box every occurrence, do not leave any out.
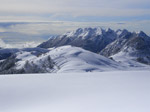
[0,0,150,21]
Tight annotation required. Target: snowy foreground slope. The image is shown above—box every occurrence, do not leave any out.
[0,71,150,112]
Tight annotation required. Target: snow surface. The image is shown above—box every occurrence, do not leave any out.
[0,71,150,112]
[46,45,125,72]
[16,51,37,69]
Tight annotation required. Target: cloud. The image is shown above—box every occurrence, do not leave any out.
[0,0,150,22]
[117,23,126,25]
[0,38,41,48]
[0,21,150,36]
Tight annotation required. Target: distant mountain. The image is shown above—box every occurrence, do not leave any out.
[38,27,150,65]
[100,30,150,65]
[38,27,118,53]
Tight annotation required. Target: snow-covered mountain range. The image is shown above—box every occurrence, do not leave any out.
[38,27,117,53]
[0,27,150,74]
[38,27,150,66]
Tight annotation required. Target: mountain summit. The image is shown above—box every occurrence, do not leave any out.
[38,27,118,53]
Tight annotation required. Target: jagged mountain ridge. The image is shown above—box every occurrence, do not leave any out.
[38,27,118,53]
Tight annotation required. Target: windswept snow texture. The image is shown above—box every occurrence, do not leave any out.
[46,46,125,72]
[0,71,150,112]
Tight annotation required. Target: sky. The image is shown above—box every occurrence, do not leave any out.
[0,0,150,22]
[0,0,150,48]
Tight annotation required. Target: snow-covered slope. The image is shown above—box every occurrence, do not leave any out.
[0,45,150,74]
[46,45,125,72]
[0,45,126,74]
[14,45,126,73]
[38,27,117,53]
[0,71,150,112]
[0,48,52,74]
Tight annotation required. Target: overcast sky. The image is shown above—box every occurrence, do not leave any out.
[0,0,150,22]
